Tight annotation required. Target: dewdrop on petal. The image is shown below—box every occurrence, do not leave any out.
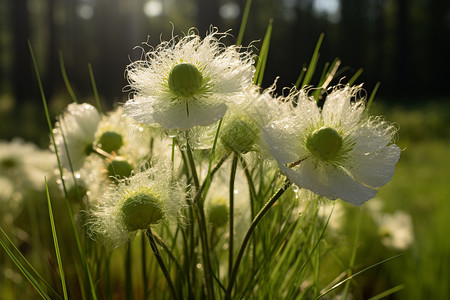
[124,28,255,130]
[88,164,185,248]
[263,85,401,206]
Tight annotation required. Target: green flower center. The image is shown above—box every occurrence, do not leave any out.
[98,131,123,153]
[306,127,343,161]
[168,63,203,97]
[121,192,163,231]
[1,158,17,169]
[107,158,133,180]
[220,118,259,154]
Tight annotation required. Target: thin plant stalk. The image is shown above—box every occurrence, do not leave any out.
[228,153,239,283]
[28,40,98,300]
[88,63,103,114]
[59,51,78,103]
[141,233,148,300]
[125,241,133,300]
[45,178,68,300]
[235,0,252,46]
[146,229,179,300]
[227,179,292,298]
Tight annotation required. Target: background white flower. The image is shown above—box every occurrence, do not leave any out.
[52,103,100,171]
[263,85,401,206]
[124,28,255,129]
[87,164,185,248]
[0,138,55,217]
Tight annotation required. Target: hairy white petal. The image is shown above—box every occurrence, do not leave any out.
[322,87,365,129]
[326,165,378,206]
[52,103,100,171]
[124,30,255,129]
[346,144,401,188]
[263,85,400,206]
[280,159,339,200]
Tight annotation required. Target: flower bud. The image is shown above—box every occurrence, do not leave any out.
[97,131,123,153]
[207,197,229,228]
[306,127,343,160]
[168,63,203,97]
[121,192,163,231]
[220,118,258,154]
[107,158,133,180]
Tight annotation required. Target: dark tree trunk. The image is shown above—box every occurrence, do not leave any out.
[11,0,34,110]
[394,0,410,94]
[196,0,220,36]
[44,0,58,101]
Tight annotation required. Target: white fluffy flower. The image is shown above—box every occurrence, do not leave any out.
[88,164,185,248]
[1,138,55,191]
[0,139,55,216]
[263,85,401,206]
[376,210,414,250]
[218,84,278,154]
[52,103,100,171]
[124,29,255,130]
[94,106,153,163]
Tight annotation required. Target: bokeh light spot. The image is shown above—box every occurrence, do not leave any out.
[219,2,240,20]
[144,0,163,18]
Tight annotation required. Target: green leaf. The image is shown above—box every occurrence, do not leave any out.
[88,63,103,114]
[45,178,68,300]
[28,40,98,300]
[296,33,324,89]
[347,68,363,86]
[236,0,252,46]
[0,228,52,300]
[315,253,405,299]
[366,82,381,113]
[59,51,78,103]
[254,18,273,86]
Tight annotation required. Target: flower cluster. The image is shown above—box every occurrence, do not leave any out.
[47,29,401,250]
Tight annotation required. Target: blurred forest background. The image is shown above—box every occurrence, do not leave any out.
[1,0,450,145]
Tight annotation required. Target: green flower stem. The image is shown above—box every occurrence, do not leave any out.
[180,225,194,299]
[226,179,292,298]
[228,154,239,283]
[193,153,230,205]
[184,131,200,189]
[239,156,257,271]
[183,136,216,300]
[125,241,133,300]
[146,228,180,300]
[194,202,215,300]
[141,234,148,300]
[151,230,184,276]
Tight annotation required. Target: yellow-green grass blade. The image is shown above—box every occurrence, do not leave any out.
[28,40,98,300]
[236,0,252,46]
[45,178,68,300]
[88,63,103,114]
[254,18,273,86]
[59,51,78,103]
[0,228,52,300]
